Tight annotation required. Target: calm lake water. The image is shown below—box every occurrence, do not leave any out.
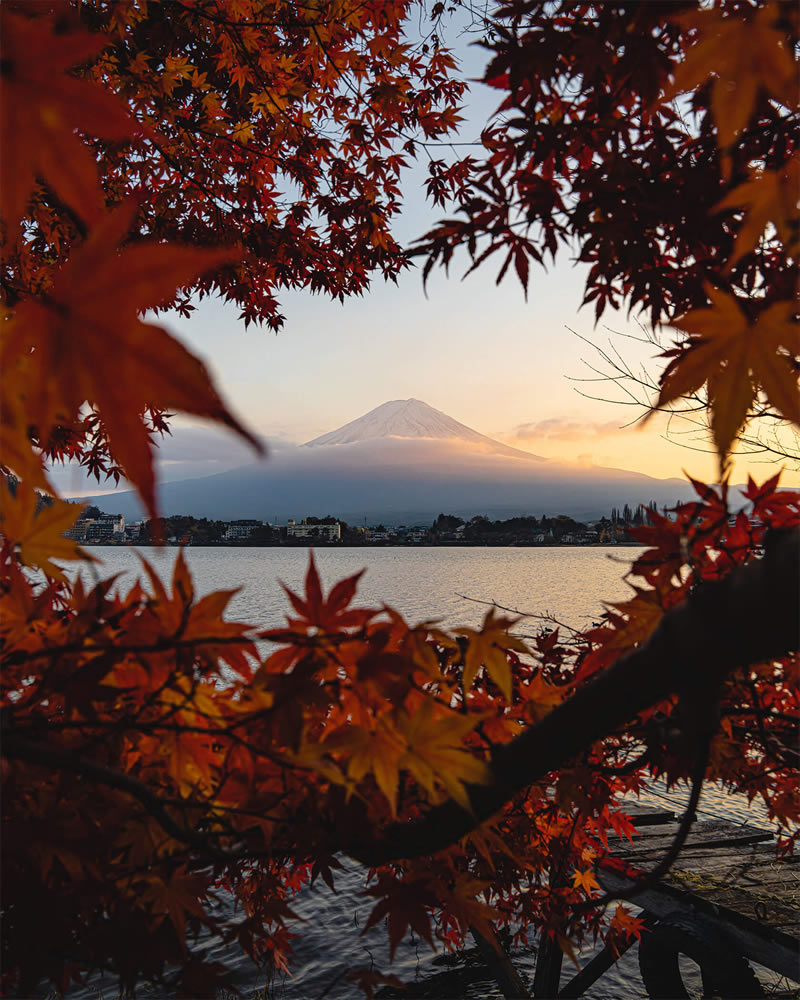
[81,543,643,632]
[65,546,779,1000]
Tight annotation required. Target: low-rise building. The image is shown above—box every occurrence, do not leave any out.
[286,518,340,541]
[69,513,125,541]
[223,519,262,541]
[66,521,87,541]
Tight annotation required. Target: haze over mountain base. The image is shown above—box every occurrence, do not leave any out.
[77,399,700,523]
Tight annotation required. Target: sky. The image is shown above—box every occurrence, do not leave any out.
[51,12,798,498]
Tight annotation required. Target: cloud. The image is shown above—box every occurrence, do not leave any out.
[48,421,295,499]
[150,424,270,465]
[506,417,638,442]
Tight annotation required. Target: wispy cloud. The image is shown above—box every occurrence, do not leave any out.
[49,422,289,498]
[505,417,639,442]
[150,424,273,464]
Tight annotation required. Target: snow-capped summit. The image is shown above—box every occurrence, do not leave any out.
[77,400,697,524]
[303,398,542,459]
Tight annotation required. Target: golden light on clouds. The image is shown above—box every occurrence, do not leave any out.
[496,410,800,488]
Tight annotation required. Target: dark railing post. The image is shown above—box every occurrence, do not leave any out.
[533,931,564,998]
[470,923,531,998]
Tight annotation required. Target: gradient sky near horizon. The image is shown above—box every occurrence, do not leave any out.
[51,13,797,498]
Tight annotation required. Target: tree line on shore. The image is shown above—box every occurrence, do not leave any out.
[80,502,665,546]
[431,503,662,544]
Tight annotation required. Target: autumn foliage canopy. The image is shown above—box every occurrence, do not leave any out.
[1,1,798,996]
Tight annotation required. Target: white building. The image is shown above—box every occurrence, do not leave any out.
[286,518,340,541]
[69,513,125,541]
[223,519,262,540]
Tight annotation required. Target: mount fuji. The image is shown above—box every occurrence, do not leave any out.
[79,399,695,523]
[303,398,543,459]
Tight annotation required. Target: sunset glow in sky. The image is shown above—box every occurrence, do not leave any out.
[161,255,797,486]
[55,252,798,499]
[52,20,798,498]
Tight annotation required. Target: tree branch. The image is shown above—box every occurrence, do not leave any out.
[350,528,799,866]
[1,732,234,861]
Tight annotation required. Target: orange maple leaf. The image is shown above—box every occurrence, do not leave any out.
[571,868,600,894]
[714,158,800,266]
[0,481,93,582]
[602,587,665,651]
[3,204,262,516]
[132,550,257,678]
[666,4,796,149]
[656,287,799,463]
[0,10,139,232]
[273,551,373,633]
[0,392,51,492]
[397,700,490,810]
[609,903,646,941]
[333,722,406,816]
[438,872,503,939]
[519,672,565,723]
[455,607,529,702]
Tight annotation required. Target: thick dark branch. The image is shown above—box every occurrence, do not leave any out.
[4,532,797,874]
[2,633,256,667]
[351,528,800,866]
[1,732,233,861]
[1,733,300,866]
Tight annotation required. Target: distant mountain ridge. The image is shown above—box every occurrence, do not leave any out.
[304,398,545,460]
[78,399,698,523]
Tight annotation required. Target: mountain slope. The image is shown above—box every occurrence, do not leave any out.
[78,400,698,524]
[304,398,544,460]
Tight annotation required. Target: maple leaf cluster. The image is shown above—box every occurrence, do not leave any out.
[4,0,465,328]
[1,1,799,996]
[417,0,799,473]
[4,477,798,994]
[1,0,465,493]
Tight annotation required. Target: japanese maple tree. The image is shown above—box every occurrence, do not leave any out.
[2,0,465,487]
[419,0,798,470]
[1,2,798,997]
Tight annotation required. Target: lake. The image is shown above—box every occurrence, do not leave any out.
[79,543,642,633]
[67,545,776,999]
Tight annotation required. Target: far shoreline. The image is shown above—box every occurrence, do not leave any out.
[85,540,645,549]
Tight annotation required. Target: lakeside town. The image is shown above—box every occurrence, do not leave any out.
[67,502,666,547]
